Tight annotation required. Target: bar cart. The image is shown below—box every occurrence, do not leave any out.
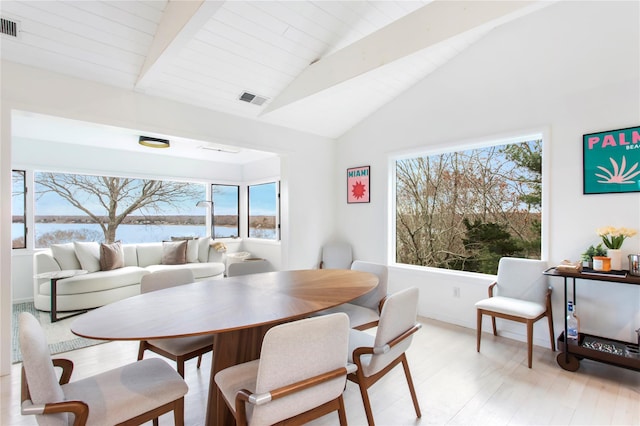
[544,267,640,372]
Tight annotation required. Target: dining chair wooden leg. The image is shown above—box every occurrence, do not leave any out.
[547,313,556,351]
[491,315,497,336]
[355,375,376,426]
[476,309,483,352]
[174,397,185,426]
[152,419,159,426]
[337,395,347,426]
[177,357,185,378]
[526,320,534,368]
[197,354,203,369]
[401,354,421,418]
[137,341,146,361]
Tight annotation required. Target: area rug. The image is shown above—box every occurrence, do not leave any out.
[12,302,105,363]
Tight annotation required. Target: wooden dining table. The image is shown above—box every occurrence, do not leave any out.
[71,269,378,426]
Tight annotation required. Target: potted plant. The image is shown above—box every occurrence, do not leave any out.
[580,243,607,268]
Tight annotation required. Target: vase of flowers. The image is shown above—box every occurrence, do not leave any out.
[596,226,638,270]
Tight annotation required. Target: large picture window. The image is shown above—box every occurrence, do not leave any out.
[394,138,542,274]
[12,170,27,249]
[248,181,280,240]
[34,172,206,247]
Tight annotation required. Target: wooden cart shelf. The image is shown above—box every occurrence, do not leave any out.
[557,331,640,372]
[544,267,640,373]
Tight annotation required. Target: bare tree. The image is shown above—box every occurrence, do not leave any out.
[395,141,542,272]
[36,173,202,243]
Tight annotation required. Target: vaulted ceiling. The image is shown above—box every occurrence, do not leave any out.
[1,1,551,160]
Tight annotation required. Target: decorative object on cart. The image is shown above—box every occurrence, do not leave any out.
[597,226,638,270]
[583,125,640,194]
[592,256,611,272]
[580,243,607,268]
[347,165,370,203]
[629,254,640,276]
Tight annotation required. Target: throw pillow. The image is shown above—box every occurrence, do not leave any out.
[197,237,212,263]
[50,243,82,270]
[162,240,188,265]
[171,236,198,263]
[100,241,124,271]
[73,241,101,273]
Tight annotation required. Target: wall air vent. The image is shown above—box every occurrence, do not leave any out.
[1,17,19,38]
[238,91,268,106]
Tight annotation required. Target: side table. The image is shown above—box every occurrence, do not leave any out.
[34,270,88,323]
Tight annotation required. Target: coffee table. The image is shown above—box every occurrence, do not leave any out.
[71,269,378,426]
[34,269,88,323]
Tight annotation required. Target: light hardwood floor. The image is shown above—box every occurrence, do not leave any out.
[3,317,639,425]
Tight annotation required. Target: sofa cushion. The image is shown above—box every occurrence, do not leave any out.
[100,241,124,271]
[162,240,187,265]
[171,237,199,263]
[39,267,148,296]
[198,237,211,263]
[74,241,101,273]
[146,262,225,280]
[50,243,81,270]
[136,243,163,267]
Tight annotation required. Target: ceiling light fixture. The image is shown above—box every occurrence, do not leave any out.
[138,136,170,149]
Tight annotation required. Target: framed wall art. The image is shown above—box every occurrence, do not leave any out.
[583,125,640,194]
[347,165,370,203]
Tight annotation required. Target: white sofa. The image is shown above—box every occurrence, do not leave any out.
[33,239,226,312]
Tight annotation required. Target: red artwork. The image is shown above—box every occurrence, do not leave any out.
[347,166,370,203]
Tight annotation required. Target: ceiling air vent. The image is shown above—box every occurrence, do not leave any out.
[238,91,268,106]
[1,17,19,38]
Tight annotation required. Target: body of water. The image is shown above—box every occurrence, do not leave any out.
[13,223,256,246]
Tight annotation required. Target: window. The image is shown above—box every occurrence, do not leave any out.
[34,171,206,247]
[212,184,239,238]
[248,181,280,240]
[394,138,542,274]
[12,170,26,249]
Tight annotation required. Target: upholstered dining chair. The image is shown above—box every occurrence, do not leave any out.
[315,261,388,330]
[214,313,355,426]
[137,268,213,377]
[475,257,555,368]
[319,241,353,269]
[19,312,188,426]
[227,259,273,277]
[348,287,422,426]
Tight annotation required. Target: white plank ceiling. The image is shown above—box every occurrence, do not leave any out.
[0,0,551,162]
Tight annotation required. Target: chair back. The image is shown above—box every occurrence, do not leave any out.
[251,313,350,425]
[320,242,353,269]
[19,312,68,426]
[140,268,195,293]
[495,257,549,304]
[227,259,273,277]
[368,287,419,376]
[349,261,388,310]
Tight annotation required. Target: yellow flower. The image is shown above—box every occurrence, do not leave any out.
[596,226,637,249]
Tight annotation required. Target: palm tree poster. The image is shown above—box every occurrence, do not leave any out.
[583,126,640,194]
[347,166,370,203]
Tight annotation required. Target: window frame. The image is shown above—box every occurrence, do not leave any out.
[11,169,27,249]
[388,129,549,272]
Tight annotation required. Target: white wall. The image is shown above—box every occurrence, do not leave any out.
[0,61,337,374]
[337,1,640,347]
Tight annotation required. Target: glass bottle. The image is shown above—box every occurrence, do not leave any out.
[567,301,579,342]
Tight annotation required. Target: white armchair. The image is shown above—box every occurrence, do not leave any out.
[475,257,555,368]
[19,312,188,426]
[214,313,354,426]
[316,260,388,330]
